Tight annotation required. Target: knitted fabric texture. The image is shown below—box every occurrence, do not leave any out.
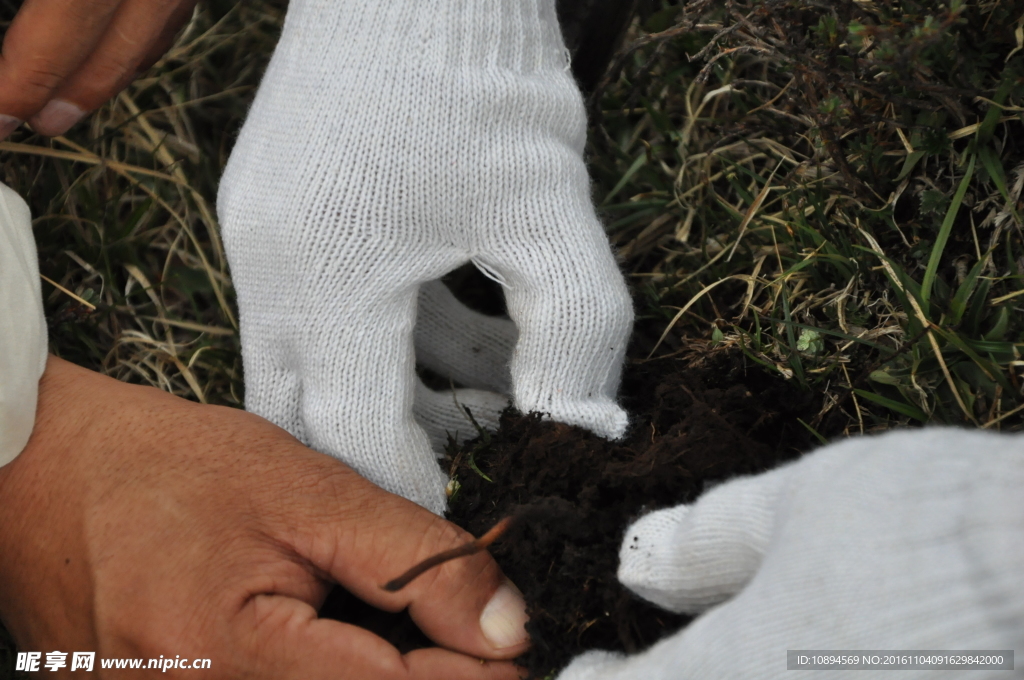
[218,0,633,513]
[558,428,1024,679]
[0,182,47,467]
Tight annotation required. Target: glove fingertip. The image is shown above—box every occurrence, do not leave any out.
[597,403,630,440]
[618,505,694,612]
[617,466,795,614]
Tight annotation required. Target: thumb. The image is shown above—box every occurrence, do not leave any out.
[267,460,530,660]
[618,462,797,614]
[413,377,509,451]
[415,279,517,395]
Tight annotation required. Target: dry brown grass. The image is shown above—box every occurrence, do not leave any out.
[1,0,285,407]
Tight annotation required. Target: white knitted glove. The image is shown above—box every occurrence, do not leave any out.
[411,280,517,452]
[559,428,1024,680]
[218,0,633,513]
[0,182,48,467]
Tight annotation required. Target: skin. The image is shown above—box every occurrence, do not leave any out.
[0,357,528,679]
[0,0,198,137]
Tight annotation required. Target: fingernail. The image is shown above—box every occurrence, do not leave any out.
[32,99,85,136]
[0,115,20,140]
[479,581,529,650]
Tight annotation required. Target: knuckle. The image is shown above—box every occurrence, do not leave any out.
[90,56,134,86]
[422,513,472,552]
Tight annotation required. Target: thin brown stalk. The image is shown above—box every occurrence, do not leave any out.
[380,516,515,593]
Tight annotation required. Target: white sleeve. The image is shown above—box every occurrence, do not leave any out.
[0,182,47,467]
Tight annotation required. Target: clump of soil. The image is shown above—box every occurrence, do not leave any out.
[445,351,819,676]
[321,350,824,677]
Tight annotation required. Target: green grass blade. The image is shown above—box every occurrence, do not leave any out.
[984,306,1010,341]
[737,334,775,371]
[978,76,1014,143]
[797,418,828,445]
[962,277,993,335]
[921,153,976,308]
[932,326,1007,388]
[896,150,927,181]
[757,315,894,352]
[854,389,929,422]
[781,289,806,385]
[948,256,986,325]
[854,244,928,332]
[602,153,647,205]
[965,339,1023,356]
[978,144,1022,225]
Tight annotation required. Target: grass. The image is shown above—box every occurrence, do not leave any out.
[3,0,1021,431]
[592,0,1024,434]
[0,0,285,407]
[1,0,1023,674]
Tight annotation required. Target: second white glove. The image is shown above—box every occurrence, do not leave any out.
[560,428,1024,679]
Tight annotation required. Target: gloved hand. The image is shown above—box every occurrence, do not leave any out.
[558,428,1024,680]
[217,0,633,514]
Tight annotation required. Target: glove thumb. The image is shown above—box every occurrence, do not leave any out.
[618,462,796,614]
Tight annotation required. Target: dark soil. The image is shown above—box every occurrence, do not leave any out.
[322,348,825,678]
[446,351,820,676]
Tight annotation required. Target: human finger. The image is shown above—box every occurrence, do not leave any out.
[0,0,122,137]
[135,0,195,73]
[28,0,197,136]
[261,465,530,660]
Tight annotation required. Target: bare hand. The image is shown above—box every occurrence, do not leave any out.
[0,0,197,139]
[0,357,528,678]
